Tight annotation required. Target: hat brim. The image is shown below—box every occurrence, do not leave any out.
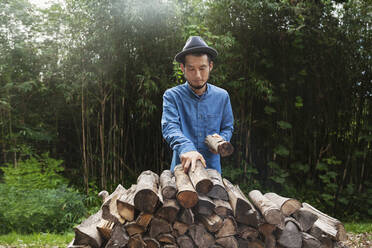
[175,46,218,63]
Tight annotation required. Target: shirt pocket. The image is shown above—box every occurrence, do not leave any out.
[206,114,220,135]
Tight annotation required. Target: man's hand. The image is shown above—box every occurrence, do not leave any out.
[180,151,206,173]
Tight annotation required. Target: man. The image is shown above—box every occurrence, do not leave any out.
[161,36,234,174]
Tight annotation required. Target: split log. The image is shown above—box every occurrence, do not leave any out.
[157,233,176,244]
[237,238,264,248]
[128,233,146,248]
[134,170,160,213]
[96,219,114,240]
[248,190,284,227]
[117,184,137,221]
[216,236,239,248]
[258,223,276,248]
[223,179,259,227]
[178,207,194,225]
[160,170,177,199]
[301,232,321,248]
[277,220,302,248]
[206,169,229,200]
[188,224,215,248]
[105,224,130,248]
[124,221,145,236]
[204,134,234,157]
[188,160,213,194]
[156,199,180,223]
[198,213,223,233]
[102,184,126,224]
[194,194,215,216]
[74,210,103,248]
[67,239,90,248]
[174,164,198,208]
[149,217,172,238]
[302,203,347,241]
[215,216,237,238]
[136,212,153,230]
[163,245,178,248]
[213,199,233,217]
[237,224,259,240]
[177,235,194,248]
[98,190,109,202]
[143,237,160,248]
[173,221,189,236]
[292,208,318,232]
[264,192,302,216]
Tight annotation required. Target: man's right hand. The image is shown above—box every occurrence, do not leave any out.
[180,151,206,173]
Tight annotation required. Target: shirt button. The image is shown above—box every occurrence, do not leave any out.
[199,133,202,137]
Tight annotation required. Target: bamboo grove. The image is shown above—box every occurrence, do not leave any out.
[0,0,371,220]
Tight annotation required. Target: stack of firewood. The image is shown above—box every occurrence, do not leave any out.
[67,162,347,248]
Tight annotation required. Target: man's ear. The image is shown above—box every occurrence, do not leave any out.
[209,61,214,72]
[180,63,185,73]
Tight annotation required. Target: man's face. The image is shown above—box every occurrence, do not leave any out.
[180,54,213,90]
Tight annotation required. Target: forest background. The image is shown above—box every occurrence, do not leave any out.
[0,0,371,234]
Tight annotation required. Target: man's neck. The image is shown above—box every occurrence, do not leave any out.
[188,82,207,96]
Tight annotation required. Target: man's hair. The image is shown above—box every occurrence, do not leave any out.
[180,53,212,65]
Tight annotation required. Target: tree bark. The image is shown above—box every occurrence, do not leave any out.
[188,160,213,194]
[204,134,234,157]
[206,169,229,200]
[73,210,103,248]
[174,164,198,208]
[264,192,302,216]
[198,213,223,233]
[156,199,180,223]
[213,198,233,217]
[160,170,177,199]
[117,184,137,221]
[134,170,160,213]
[101,184,126,224]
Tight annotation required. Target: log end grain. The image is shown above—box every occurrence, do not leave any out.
[176,191,198,209]
[195,179,213,194]
[134,189,159,213]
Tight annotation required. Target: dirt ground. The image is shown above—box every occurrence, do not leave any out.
[341,232,371,248]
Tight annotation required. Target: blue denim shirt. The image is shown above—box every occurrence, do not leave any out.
[161,82,234,173]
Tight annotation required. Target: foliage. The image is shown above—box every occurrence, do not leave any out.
[0,232,74,247]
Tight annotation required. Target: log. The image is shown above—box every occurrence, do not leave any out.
[206,169,229,200]
[127,233,146,248]
[248,190,284,227]
[143,237,160,248]
[160,170,177,199]
[174,164,198,208]
[204,134,234,157]
[301,232,321,248]
[195,194,215,216]
[177,235,194,248]
[213,199,233,217]
[264,192,302,216]
[258,223,276,248]
[117,184,137,221]
[277,220,302,248]
[302,202,347,241]
[134,170,160,213]
[237,238,264,248]
[136,212,153,230]
[188,224,215,248]
[237,224,259,240]
[73,210,103,248]
[178,207,194,225]
[188,160,213,194]
[105,224,130,248]
[101,184,126,224]
[149,217,172,238]
[292,208,318,232]
[223,179,259,227]
[215,216,237,238]
[173,221,189,236]
[216,236,239,248]
[157,233,176,244]
[67,239,90,248]
[156,198,180,223]
[124,221,145,236]
[96,219,114,240]
[198,213,223,233]
[98,190,109,202]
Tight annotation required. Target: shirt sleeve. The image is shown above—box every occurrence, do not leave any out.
[220,92,234,142]
[161,90,197,155]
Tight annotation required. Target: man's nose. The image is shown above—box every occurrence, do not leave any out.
[195,70,202,79]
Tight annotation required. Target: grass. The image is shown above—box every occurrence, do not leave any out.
[345,222,372,233]
[0,232,74,247]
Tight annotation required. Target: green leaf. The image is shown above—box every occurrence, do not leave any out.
[264,106,276,115]
[277,121,292,129]
[274,145,289,157]
[316,162,328,171]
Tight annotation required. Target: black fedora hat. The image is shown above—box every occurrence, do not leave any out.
[175,36,218,63]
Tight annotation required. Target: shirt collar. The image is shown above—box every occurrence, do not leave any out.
[184,81,209,99]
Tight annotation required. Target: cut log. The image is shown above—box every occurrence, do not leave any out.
[216,236,239,248]
[157,233,176,244]
[117,184,137,221]
[149,217,172,238]
[160,170,177,199]
[188,160,213,194]
[67,239,90,248]
[248,190,284,227]
[105,224,130,248]
[143,237,160,248]
[178,207,194,225]
[163,245,178,248]
[173,221,189,236]
[156,198,180,223]
[98,190,109,202]
[194,194,215,216]
[204,134,234,157]
[223,179,259,227]
[101,184,126,224]
[277,220,302,248]
[96,219,114,240]
[206,169,229,200]
[301,232,321,248]
[177,235,194,248]
[213,199,233,217]
[134,170,160,213]
[292,208,318,232]
[198,213,223,233]
[237,238,264,248]
[127,233,146,248]
[124,221,145,236]
[302,202,347,241]
[258,223,276,248]
[136,212,153,230]
[264,192,302,216]
[73,210,103,248]
[237,224,259,239]
[188,224,215,248]
[174,164,198,208]
[215,216,237,238]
